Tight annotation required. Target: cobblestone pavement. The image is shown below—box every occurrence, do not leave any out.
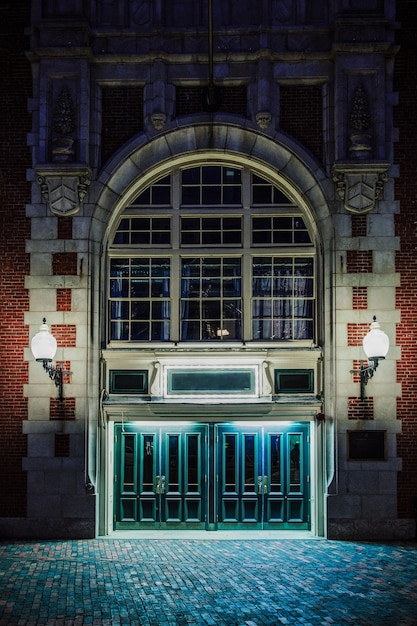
[1,538,417,625]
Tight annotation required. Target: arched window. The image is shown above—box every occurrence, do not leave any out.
[108,165,315,343]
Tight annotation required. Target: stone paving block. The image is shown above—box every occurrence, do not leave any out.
[0,539,417,625]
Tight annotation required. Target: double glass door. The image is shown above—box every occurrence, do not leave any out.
[114,423,207,529]
[114,422,309,530]
[216,424,309,529]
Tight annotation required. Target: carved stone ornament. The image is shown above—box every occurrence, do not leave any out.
[151,112,166,131]
[36,166,91,216]
[332,163,389,214]
[256,111,272,130]
[348,83,372,159]
[52,87,76,163]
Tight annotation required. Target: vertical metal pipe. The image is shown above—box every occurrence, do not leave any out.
[208,0,214,90]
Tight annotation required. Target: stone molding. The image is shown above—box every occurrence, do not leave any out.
[36,165,91,216]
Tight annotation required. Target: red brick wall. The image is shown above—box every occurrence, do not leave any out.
[394,0,417,519]
[279,85,323,163]
[351,215,367,238]
[346,250,373,273]
[352,287,368,310]
[0,1,31,517]
[52,252,78,275]
[101,87,144,166]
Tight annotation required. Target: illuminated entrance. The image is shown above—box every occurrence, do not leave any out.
[114,422,310,531]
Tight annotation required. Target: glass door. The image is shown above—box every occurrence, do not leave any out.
[216,423,310,529]
[114,423,208,529]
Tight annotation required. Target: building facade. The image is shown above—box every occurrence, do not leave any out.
[0,0,416,540]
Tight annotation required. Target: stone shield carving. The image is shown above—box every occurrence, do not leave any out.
[36,167,91,216]
[332,164,389,214]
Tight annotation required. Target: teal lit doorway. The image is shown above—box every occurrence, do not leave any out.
[114,422,310,531]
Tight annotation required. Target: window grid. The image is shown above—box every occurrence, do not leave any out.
[108,167,316,344]
[252,174,293,205]
[109,257,171,341]
[132,175,171,206]
[252,257,314,341]
[180,257,242,341]
[252,216,311,246]
[113,217,172,246]
[181,216,242,246]
[181,166,242,206]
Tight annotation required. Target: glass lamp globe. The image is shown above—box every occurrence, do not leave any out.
[30,319,57,362]
[362,317,389,360]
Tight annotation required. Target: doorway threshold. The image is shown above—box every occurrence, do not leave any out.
[105,530,321,540]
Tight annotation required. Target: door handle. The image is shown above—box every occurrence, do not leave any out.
[258,476,263,494]
[263,475,268,494]
[155,475,160,493]
[161,475,166,494]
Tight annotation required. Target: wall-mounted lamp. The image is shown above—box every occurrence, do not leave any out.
[351,316,389,399]
[31,318,69,401]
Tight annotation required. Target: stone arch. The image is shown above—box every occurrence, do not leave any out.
[87,120,336,515]
[89,118,334,249]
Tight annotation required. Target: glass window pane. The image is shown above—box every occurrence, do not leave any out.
[123,434,135,491]
[289,434,301,492]
[202,230,222,245]
[187,435,199,492]
[273,231,292,244]
[132,218,150,230]
[113,231,130,244]
[151,320,170,340]
[273,217,292,229]
[269,434,282,493]
[142,435,154,492]
[131,259,150,277]
[135,188,150,204]
[168,435,179,491]
[110,259,129,276]
[182,231,200,245]
[253,185,272,204]
[294,320,313,340]
[202,186,221,204]
[225,434,236,492]
[110,278,129,297]
[223,186,241,204]
[131,232,150,244]
[182,218,200,230]
[223,168,241,183]
[131,301,150,319]
[110,301,129,319]
[244,435,255,492]
[152,230,171,245]
[295,258,314,275]
[202,166,221,184]
[131,322,150,340]
[131,280,149,297]
[152,185,170,204]
[182,187,200,205]
[182,167,200,184]
[110,321,129,341]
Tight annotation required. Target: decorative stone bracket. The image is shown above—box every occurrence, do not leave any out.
[36,165,91,216]
[332,162,389,214]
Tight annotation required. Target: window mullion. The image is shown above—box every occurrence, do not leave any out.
[243,252,252,340]
[171,254,180,342]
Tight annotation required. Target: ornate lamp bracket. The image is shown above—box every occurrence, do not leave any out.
[36,165,92,216]
[332,163,389,214]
